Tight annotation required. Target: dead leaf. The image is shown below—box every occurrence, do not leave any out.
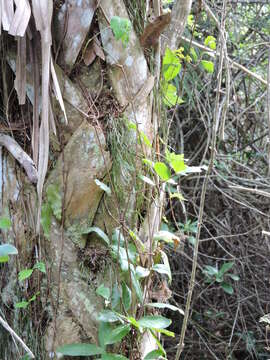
[9,0,31,37]
[14,35,26,104]
[83,42,97,66]
[93,39,105,61]
[1,0,14,32]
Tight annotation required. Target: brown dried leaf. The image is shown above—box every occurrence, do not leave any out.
[140,13,171,48]
[32,0,53,232]
[14,36,26,104]
[93,39,105,61]
[51,59,67,124]
[83,42,97,66]
[9,0,31,37]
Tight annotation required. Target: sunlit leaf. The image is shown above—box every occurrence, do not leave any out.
[146,303,184,315]
[56,343,104,356]
[154,327,175,337]
[95,179,111,196]
[33,261,46,273]
[0,255,9,263]
[201,60,214,73]
[162,83,184,107]
[0,217,11,229]
[110,16,131,47]
[204,35,216,50]
[170,192,185,201]
[135,266,150,279]
[162,48,181,81]
[15,301,29,309]
[18,269,33,281]
[138,315,171,329]
[154,162,171,181]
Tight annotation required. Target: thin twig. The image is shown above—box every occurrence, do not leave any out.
[0,315,35,358]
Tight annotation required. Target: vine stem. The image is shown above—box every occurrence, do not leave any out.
[174,1,227,358]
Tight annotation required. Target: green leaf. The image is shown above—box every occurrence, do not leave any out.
[131,268,143,303]
[146,303,184,315]
[0,255,9,263]
[162,48,181,81]
[111,283,121,310]
[18,269,33,281]
[122,282,131,312]
[0,217,11,229]
[201,60,214,73]
[228,274,240,281]
[47,184,62,220]
[153,231,180,245]
[101,354,129,360]
[0,244,18,257]
[82,227,110,246]
[110,16,131,47]
[154,162,171,181]
[127,316,140,329]
[160,250,172,283]
[33,261,46,273]
[98,322,113,349]
[15,301,29,309]
[162,83,184,107]
[142,158,154,167]
[56,343,104,356]
[111,228,125,246]
[104,324,131,345]
[139,175,155,186]
[219,262,234,275]
[135,266,150,279]
[96,284,110,301]
[144,349,166,360]
[166,151,186,173]
[152,264,171,281]
[95,179,112,196]
[20,355,31,360]
[138,315,171,329]
[169,192,184,201]
[204,35,216,50]
[98,310,120,323]
[190,47,198,62]
[154,327,175,337]
[221,282,234,295]
[29,292,40,302]
[203,265,218,276]
[41,203,52,238]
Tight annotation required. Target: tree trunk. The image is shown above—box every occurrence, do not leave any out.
[0,1,191,358]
